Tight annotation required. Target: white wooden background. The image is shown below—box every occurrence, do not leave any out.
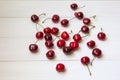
[0,0,120,80]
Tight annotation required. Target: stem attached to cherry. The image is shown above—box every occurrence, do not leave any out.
[87,65,92,76]
[91,57,96,66]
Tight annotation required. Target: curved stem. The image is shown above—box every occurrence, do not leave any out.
[37,22,44,29]
[42,18,51,23]
[35,23,39,31]
[89,15,96,19]
[38,13,46,17]
[77,5,86,10]
[82,33,89,38]
[91,57,96,66]
[89,25,95,30]
[87,65,92,76]
[69,17,75,21]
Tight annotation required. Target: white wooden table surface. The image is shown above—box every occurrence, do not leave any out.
[0,0,120,80]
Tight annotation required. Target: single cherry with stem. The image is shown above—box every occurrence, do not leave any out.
[81,56,92,76]
[43,27,51,34]
[91,48,102,65]
[70,3,85,11]
[83,15,96,25]
[61,30,72,40]
[42,14,60,23]
[63,46,73,55]
[45,40,54,48]
[46,50,55,59]
[44,34,53,41]
[69,41,79,50]
[57,39,66,48]
[51,27,59,35]
[56,63,65,72]
[36,31,44,39]
[97,28,106,40]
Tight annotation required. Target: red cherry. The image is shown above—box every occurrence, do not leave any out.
[83,18,91,25]
[97,32,106,40]
[57,39,66,48]
[51,27,59,35]
[63,46,73,55]
[29,44,38,52]
[52,15,60,23]
[44,27,51,34]
[87,40,96,48]
[74,12,84,19]
[45,41,54,48]
[69,41,79,50]
[56,63,65,72]
[81,25,89,33]
[73,34,82,42]
[61,19,69,27]
[81,56,90,65]
[61,31,69,40]
[44,34,52,41]
[36,31,43,39]
[92,48,102,57]
[31,14,39,23]
[70,3,78,10]
[46,50,55,59]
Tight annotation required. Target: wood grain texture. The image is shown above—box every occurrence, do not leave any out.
[0,1,120,80]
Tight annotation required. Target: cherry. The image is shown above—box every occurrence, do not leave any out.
[57,39,66,48]
[56,63,65,72]
[70,3,78,10]
[92,48,102,57]
[61,31,69,40]
[81,56,92,76]
[45,40,54,48]
[31,14,39,23]
[43,27,51,34]
[51,27,59,35]
[87,40,96,48]
[91,48,102,65]
[63,46,73,55]
[44,34,52,41]
[46,50,55,59]
[52,15,60,23]
[69,41,79,50]
[83,18,91,25]
[36,31,44,39]
[29,44,38,52]
[97,32,106,40]
[81,25,89,33]
[61,19,69,27]
[73,34,82,42]
[74,12,84,19]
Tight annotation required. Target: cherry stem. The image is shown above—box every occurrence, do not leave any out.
[100,28,103,32]
[68,30,73,34]
[38,13,46,17]
[35,40,39,44]
[89,25,95,30]
[53,35,60,41]
[91,57,96,66]
[77,5,86,10]
[69,17,76,21]
[87,65,92,76]
[37,22,44,29]
[42,18,51,23]
[35,23,39,31]
[82,34,89,38]
[89,15,96,19]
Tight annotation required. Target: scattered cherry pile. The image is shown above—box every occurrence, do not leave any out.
[29,3,106,76]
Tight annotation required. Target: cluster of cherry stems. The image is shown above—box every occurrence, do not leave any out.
[29,3,106,76]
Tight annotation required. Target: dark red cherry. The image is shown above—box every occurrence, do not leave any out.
[81,56,90,65]
[83,18,91,25]
[92,48,102,57]
[44,27,51,34]
[36,31,43,39]
[73,34,82,42]
[52,15,60,23]
[44,34,52,41]
[45,41,54,48]
[57,39,66,48]
[61,19,69,27]
[56,63,65,72]
[69,41,79,50]
[87,40,95,48]
[63,46,73,55]
[81,25,89,33]
[29,44,38,52]
[46,50,55,59]
[51,27,59,35]
[74,12,84,19]
[61,31,69,40]
[70,3,78,10]
[97,32,106,40]
[31,14,39,23]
